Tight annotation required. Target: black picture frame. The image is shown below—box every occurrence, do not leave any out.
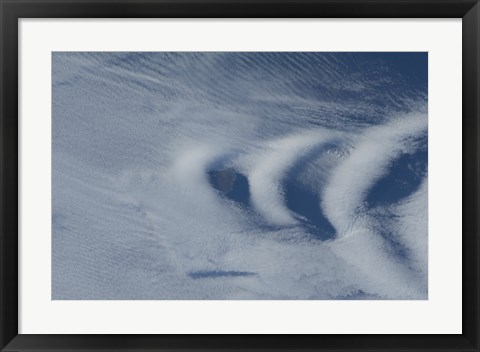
[1,0,478,351]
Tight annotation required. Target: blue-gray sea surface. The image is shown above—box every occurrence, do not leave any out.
[52,52,428,299]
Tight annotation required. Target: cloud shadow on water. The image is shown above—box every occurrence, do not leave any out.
[188,270,256,279]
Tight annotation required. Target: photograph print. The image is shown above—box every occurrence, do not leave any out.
[52,52,428,300]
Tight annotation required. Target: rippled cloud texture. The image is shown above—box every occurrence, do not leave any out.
[52,52,428,300]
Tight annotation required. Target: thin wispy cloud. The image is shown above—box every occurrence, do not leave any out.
[52,52,428,300]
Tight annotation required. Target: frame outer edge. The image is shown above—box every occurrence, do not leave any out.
[0,0,4,345]
[0,0,20,351]
[463,1,480,350]
[1,0,480,351]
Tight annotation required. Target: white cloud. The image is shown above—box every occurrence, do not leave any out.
[322,112,428,237]
[243,130,339,226]
[52,52,428,299]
